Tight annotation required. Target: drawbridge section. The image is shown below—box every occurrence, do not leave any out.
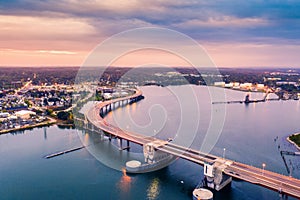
[126,141,176,173]
[204,158,233,191]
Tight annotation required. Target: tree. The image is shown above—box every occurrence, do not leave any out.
[24,99,32,107]
[57,111,69,121]
[46,108,53,115]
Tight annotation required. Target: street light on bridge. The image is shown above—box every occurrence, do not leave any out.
[223,148,226,159]
[262,163,266,175]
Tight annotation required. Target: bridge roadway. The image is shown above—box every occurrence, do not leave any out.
[86,89,300,198]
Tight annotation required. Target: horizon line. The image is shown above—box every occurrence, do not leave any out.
[0,65,299,69]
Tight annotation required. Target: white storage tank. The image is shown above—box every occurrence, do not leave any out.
[192,188,213,200]
[125,160,142,173]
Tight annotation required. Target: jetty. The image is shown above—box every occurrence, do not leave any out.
[45,146,85,159]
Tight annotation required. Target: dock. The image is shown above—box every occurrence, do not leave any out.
[45,146,85,159]
[212,98,280,105]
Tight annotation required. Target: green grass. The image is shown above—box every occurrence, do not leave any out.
[289,134,300,148]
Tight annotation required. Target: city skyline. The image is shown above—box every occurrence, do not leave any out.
[1,0,300,67]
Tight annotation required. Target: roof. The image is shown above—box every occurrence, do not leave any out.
[15,110,36,115]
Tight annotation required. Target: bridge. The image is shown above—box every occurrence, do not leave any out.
[83,89,300,199]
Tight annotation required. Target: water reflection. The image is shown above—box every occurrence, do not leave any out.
[129,102,137,113]
[147,178,160,200]
[77,130,145,171]
[83,132,89,146]
[117,168,132,194]
[43,127,47,140]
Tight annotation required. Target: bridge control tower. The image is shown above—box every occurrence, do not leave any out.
[143,141,171,164]
[126,141,176,173]
[204,158,233,191]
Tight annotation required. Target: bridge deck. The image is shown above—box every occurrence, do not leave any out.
[85,89,300,198]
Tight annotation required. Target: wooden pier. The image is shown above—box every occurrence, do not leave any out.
[45,146,85,159]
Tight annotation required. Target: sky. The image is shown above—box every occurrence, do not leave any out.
[1,0,300,67]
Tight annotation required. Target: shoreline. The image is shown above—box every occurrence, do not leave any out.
[286,133,300,151]
[0,117,57,135]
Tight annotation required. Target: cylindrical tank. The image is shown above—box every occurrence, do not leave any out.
[125,160,141,173]
[192,188,213,200]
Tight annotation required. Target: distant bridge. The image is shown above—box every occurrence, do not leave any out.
[84,89,300,198]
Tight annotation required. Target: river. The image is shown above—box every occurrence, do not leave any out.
[0,85,299,200]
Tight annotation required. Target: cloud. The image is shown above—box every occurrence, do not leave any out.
[1,48,77,55]
[1,0,300,43]
[175,16,269,28]
[0,15,97,51]
[1,0,300,66]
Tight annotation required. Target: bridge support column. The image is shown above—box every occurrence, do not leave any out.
[100,108,104,117]
[279,189,288,200]
[99,130,104,140]
[117,138,131,151]
[118,138,123,150]
[203,160,232,191]
[127,140,130,151]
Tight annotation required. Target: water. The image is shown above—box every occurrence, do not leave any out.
[0,85,299,200]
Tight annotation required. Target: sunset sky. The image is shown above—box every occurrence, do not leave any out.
[1,0,300,67]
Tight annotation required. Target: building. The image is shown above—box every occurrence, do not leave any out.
[15,110,36,119]
[240,83,252,90]
[224,83,234,88]
[0,112,9,118]
[276,81,297,86]
[214,82,225,87]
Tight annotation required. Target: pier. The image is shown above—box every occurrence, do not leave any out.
[212,93,280,105]
[45,146,85,159]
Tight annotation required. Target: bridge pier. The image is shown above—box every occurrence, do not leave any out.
[279,188,288,200]
[98,130,104,140]
[117,138,130,151]
[100,108,104,117]
[203,159,232,191]
[118,138,123,150]
[143,142,173,164]
[83,117,88,129]
[126,142,175,173]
